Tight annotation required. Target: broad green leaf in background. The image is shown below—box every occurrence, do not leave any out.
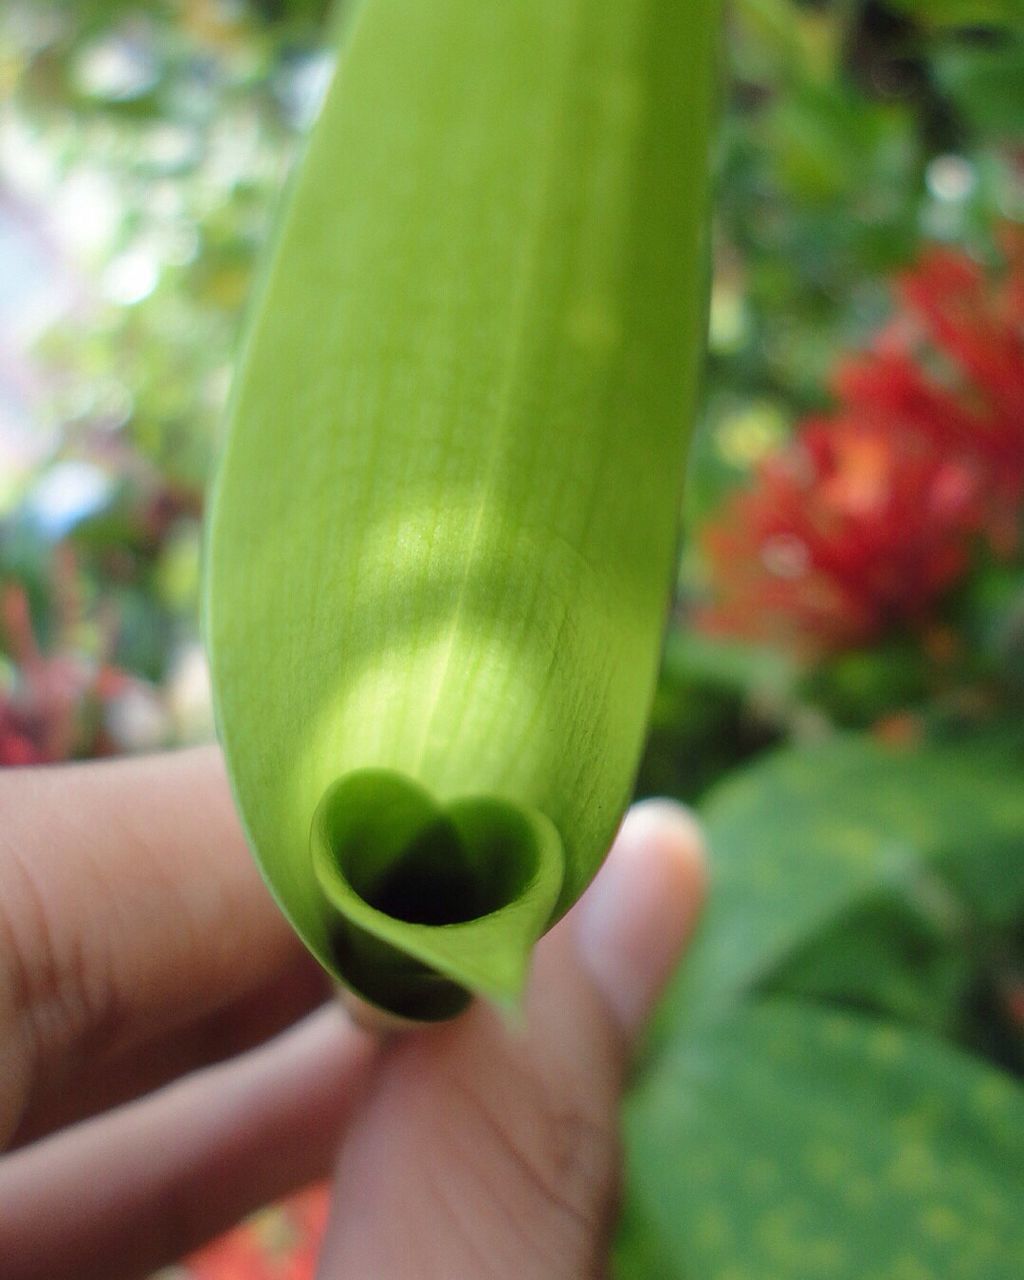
[666,732,1024,1034]
[763,890,975,1038]
[619,731,1024,1278]
[933,34,1024,138]
[628,1001,1024,1280]
[888,0,1024,31]
[205,0,721,1018]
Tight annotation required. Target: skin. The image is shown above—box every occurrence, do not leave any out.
[0,748,705,1279]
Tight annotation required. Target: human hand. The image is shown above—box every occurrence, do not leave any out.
[0,749,704,1279]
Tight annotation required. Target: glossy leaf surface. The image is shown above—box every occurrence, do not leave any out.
[619,732,1024,1278]
[629,1000,1024,1280]
[666,732,1024,1033]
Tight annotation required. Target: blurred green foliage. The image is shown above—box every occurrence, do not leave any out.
[1,0,334,751]
[622,730,1024,1276]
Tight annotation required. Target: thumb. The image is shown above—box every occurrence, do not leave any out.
[576,798,708,1044]
[316,799,706,1280]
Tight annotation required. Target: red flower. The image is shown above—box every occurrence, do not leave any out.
[700,228,1024,657]
[700,417,984,653]
[837,226,1024,549]
[184,1185,330,1280]
[186,1229,277,1280]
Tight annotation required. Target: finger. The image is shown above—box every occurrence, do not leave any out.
[10,947,331,1149]
[0,1005,379,1280]
[316,799,705,1280]
[0,748,309,1145]
[576,798,707,1042]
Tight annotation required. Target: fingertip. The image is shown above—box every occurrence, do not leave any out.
[620,797,708,890]
[577,798,707,1045]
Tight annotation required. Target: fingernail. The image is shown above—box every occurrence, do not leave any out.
[578,799,706,1043]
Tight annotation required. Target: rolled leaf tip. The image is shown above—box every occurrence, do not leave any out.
[310,770,564,1020]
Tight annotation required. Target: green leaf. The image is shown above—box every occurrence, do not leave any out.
[888,0,1024,31]
[623,733,1024,1276]
[205,0,720,1017]
[667,733,1024,1033]
[933,36,1024,138]
[762,889,976,1037]
[309,770,563,1017]
[613,1194,682,1280]
[628,1000,1024,1280]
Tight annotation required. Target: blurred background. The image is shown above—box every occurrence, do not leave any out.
[1,1,1022,1277]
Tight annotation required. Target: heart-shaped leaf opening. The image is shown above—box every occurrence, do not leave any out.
[310,770,564,1020]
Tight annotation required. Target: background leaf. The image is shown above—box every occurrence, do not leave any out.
[665,731,1024,1035]
[619,730,1024,1277]
[626,1000,1024,1280]
[887,0,1024,31]
[933,35,1024,137]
